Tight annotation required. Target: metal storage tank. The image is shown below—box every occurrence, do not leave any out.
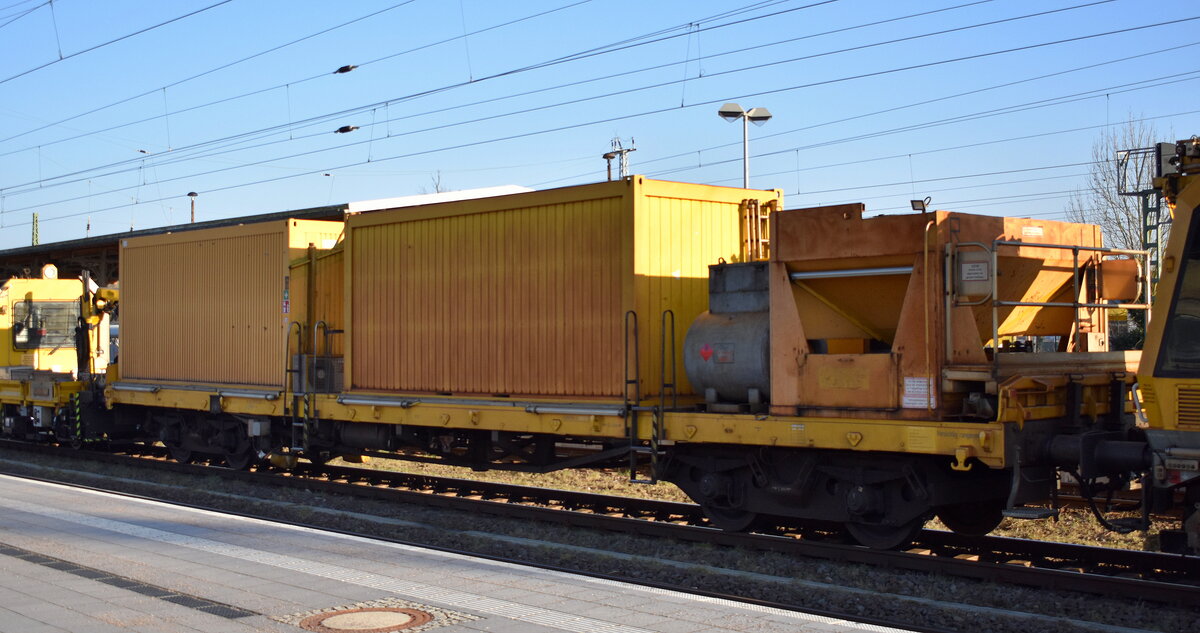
[119,220,343,387]
[345,177,781,400]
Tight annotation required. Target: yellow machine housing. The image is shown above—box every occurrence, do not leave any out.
[1137,138,1200,552]
[0,273,110,439]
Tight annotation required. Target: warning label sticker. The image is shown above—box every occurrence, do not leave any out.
[902,376,936,409]
[960,261,988,281]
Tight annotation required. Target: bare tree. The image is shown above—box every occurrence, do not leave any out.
[1066,116,1171,349]
[1065,116,1162,251]
[419,171,447,195]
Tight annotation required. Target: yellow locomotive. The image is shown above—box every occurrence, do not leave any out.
[1138,137,1200,552]
[0,267,114,444]
[2,150,1198,551]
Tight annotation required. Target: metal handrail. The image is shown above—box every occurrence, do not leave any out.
[987,239,1152,355]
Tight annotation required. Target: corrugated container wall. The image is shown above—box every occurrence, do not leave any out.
[289,245,345,356]
[120,220,342,387]
[347,177,780,401]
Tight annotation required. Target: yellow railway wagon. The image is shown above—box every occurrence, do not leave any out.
[79,157,1200,552]
[119,220,343,387]
[344,177,781,400]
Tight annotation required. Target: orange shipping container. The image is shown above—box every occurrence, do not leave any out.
[346,177,781,400]
[120,220,343,387]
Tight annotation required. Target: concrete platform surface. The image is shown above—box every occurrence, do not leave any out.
[0,473,909,633]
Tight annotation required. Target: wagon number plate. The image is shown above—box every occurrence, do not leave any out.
[1165,457,1200,472]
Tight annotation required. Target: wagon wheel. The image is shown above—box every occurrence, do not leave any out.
[844,516,926,550]
[167,444,195,464]
[935,501,1005,536]
[223,445,258,470]
[701,504,762,532]
[220,424,258,470]
[224,441,264,469]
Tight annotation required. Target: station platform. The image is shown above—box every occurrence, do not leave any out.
[0,474,906,633]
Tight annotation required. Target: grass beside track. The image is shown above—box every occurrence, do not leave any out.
[332,453,1173,550]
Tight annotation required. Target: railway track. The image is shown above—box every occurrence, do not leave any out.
[2,439,1197,608]
[0,457,964,633]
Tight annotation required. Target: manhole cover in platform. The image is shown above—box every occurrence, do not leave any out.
[277,599,476,633]
[299,607,432,632]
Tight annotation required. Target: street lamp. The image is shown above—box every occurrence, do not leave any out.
[187,192,198,223]
[718,102,772,189]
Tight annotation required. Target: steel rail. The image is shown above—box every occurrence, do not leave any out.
[0,466,961,633]
[1,440,1196,606]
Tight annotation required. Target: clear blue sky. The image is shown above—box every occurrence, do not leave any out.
[0,0,1196,248]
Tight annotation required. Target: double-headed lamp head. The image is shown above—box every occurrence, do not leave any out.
[718,103,745,122]
[745,107,772,125]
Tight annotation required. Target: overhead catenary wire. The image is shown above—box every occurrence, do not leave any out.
[0,0,422,147]
[0,0,44,13]
[0,0,826,159]
[4,41,1197,221]
[9,7,1196,235]
[807,172,1091,202]
[553,40,1200,184]
[0,0,793,152]
[0,0,236,87]
[0,0,990,190]
[674,109,1200,187]
[860,189,1091,215]
[0,0,45,31]
[3,57,1189,216]
[787,160,1101,196]
[0,3,1171,199]
[0,0,592,152]
[650,73,1200,181]
[0,83,1168,229]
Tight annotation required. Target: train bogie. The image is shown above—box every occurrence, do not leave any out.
[664,443,1011,548]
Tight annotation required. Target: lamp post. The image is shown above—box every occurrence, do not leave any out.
[187,191,198,223]
[718,103,772,188]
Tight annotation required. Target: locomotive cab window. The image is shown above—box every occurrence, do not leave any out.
[12,300,78,350]
[1157,204,1200,377]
